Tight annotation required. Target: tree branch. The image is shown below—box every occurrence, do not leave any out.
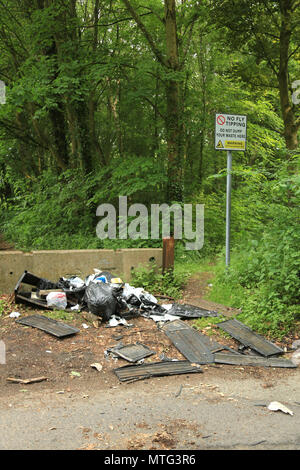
[121,0,167,67]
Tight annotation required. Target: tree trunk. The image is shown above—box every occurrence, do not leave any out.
[278,0,299,150]
[164,0,183,202]
[121,0,184,202]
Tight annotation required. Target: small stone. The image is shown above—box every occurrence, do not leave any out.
[292,340,300,350]
[291,349,300,366]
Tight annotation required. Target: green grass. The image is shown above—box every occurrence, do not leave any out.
[0,300,6,317]
[43,309,75,322]
[192,315,230,337]
[174,254,216,278]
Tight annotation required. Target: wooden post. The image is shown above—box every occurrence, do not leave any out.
[163,236,175,274]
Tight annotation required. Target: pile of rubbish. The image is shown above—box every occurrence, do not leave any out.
[14,270,220,323]
[12,270,298,383]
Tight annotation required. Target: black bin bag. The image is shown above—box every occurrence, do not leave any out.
[84,282,117,321]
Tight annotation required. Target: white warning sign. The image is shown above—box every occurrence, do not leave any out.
[215,113,247,151]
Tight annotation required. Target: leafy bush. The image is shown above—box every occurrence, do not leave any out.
[130,263,187,300]
[208,163,300,338]
[0,162,167,251]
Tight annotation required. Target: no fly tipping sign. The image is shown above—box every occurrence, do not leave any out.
[215,113,247,151]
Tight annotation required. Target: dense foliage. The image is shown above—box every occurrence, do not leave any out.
[208,160,300,337]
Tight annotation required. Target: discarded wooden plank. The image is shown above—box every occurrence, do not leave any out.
[16,314,80,338]
[167,303,220,319]
[6,376,48,384]
[162,320,215,364]
[217,319,283,357]
[39,289,64,296]
[108,343,155,363]
[114,360,203,383]
[214,352,297,368]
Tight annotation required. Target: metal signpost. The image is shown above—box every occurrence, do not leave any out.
[215,113,247,267]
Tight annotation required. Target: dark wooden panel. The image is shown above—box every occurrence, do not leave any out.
[162,320,215,363]
[108,343,155,363]
[16,314,79,338]
[167,303,220,318]
[217,319,283,357]
[114,360,203,382]
[214,352,297,368]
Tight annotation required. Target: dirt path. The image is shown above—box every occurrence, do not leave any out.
[181,271,240,317]
[0,234,14,250]
[0,273,299,450]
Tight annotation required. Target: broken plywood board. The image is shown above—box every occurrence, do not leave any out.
[214,352,297,368]
[217,319,283,357]
[167,303,220,319]
[162,320,217,364]
[108,343,155,363]
[114,360,203,383]
[16,314,80,338]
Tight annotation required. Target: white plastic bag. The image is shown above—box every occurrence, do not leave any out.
[69,277,85,289]
[122,283,157,304]
[46,292,67,310]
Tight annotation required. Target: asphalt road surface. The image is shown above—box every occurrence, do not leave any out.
[1,364,299,451]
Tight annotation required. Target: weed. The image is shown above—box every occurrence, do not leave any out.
[131,263,187,300]
[44,310,75,322]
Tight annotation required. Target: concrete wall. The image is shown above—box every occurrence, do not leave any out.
[0,248,162,294]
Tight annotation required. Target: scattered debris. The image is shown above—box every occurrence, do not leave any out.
[214,352,297,368]
[71,304,80,311]
[70,371,81,377]
[84,282,118,321]
[9,311,20,318]
[6,376,48,384]
[291,349,300,366]
[16,314,80,338]
[217,319,284,357]
[291,340,300,350]
[107,316,132,328]
[165,303,220,319]
[250,440,267,447]
[159,353,178,362]
[114,360,203,383]
[8,268,298,387]
[149,313,180,323]
[175,384,183,398]
[14,270,222,323]
[46,291,67,310]
[90,363,103,372]
[267,401,294,416]
[107,342,155,363]
[162,320,215,364]
[14,271,84,311]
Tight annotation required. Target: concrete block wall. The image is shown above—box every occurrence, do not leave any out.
[0,248,162,294]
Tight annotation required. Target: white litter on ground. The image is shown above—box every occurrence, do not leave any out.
[267,401,294,416]
[9,312,20,318]
[149,314,181,323]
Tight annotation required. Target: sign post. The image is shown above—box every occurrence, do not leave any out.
[225,150,232,266]
[215,113,247,267]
